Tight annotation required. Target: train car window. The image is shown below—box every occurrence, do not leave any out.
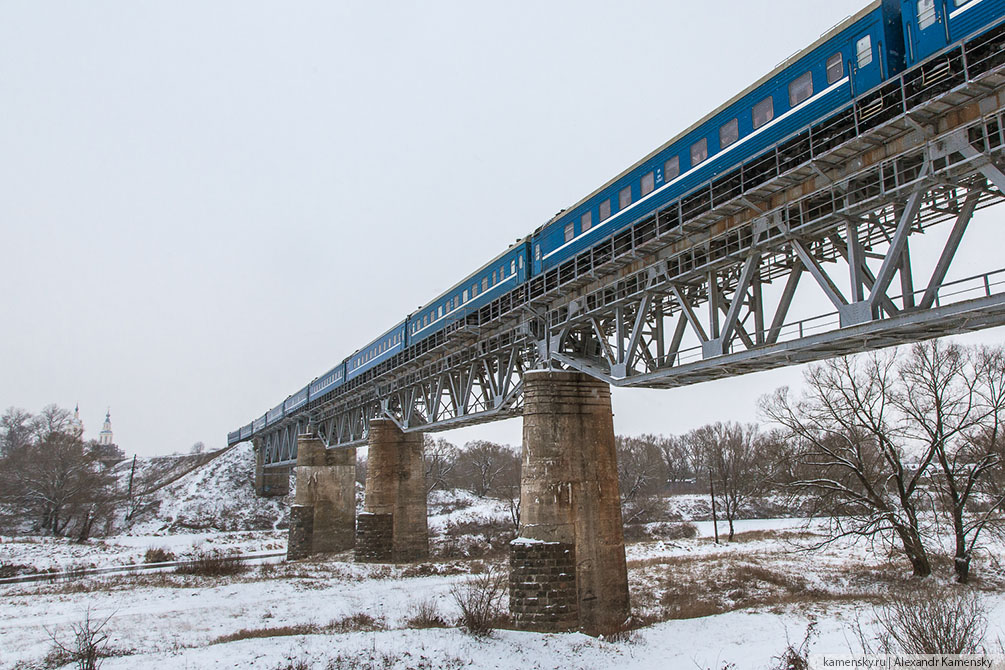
[789,71,813,107]
[600,199,611,221]
[917,0,936,29]
[564,222,574,243]
[752,96,774,129]
[492,270,498,284]
[719,118,739,149]
[463,289,469,302]
[826,53,843,84]
[519,255,524,268]
[641,171,655,196]
[438,305,444,318]
[581,211,592,232]
[665,156,680,180]
[691,138,708,166]
[482,277,488,292]
[511,259,516,274]
[619,186,631,210]
[535,244,541,260]
[856,35,873,68]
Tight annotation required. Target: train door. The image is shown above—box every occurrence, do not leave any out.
[903,0,950,64]
[851,30,883,95]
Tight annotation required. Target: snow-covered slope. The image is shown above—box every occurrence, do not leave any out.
[122,442,290,535]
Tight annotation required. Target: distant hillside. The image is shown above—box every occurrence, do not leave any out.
[119,442,290,534]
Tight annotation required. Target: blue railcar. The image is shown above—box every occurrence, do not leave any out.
[902,0,1005,64]
[284,385,309,414]
[308,362,346,401]
[253,414,266,433]
[531,1,906,275]
[407,239,531,345]
[266,402,284,427]
[345,319,407,383]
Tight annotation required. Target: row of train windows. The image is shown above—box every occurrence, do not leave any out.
[556,43,872,248]
[409,257,524,334]
[354,332,403,368]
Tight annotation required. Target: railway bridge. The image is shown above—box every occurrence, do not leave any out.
[238,26,1005,635]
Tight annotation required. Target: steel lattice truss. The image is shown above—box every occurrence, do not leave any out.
[259,55,1005,467]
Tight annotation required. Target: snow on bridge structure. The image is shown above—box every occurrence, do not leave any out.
[238,14,1005,636]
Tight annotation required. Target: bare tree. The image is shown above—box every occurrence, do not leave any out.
[761,352,936,577]
[686,422,767,541]
[423,436,458,494]
[1,407,37,457]
[897,341,1005,583]
[616,435,666,524]
[0,406,114,537]
[455,441,519,498]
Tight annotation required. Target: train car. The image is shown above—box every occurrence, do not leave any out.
[345,319,407,383]
[407,239,531,345]
[531,0,906,276]
[902,0,1005,65]
[265,401,284,427]
[284,385,309,415]
[308,362,346,402]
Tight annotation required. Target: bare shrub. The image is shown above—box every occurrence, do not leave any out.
[46,609,113,670]
[406,599,449,629]
[270,660,310,670]
[872,587,987,654]
[450,569,508,636]
[327,612,386,634]
[174,549,247,577]
[142,547,174,563]
[768,623,816,670]
[212,624,319,645]
[625,521,699,542]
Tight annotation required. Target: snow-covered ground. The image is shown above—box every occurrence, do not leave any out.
[3,523,1004,669]
[3,446,1004,669]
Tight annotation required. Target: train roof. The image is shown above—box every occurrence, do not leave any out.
[537,1,882,232]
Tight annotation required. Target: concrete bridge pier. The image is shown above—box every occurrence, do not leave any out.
[253,438,290,497]
[286,434,356,560]
[355,418,428,563]
[509,370,630,636]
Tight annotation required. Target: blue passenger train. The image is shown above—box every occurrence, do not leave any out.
[229,0,1005,445]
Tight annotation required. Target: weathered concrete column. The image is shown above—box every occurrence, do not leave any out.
[510,370,630,636]
[355,419,428,563]
[253,438,290,497]
[286,434,356,560]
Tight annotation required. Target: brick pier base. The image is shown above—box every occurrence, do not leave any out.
[286,434,356,560]
[509,370,630,636]
[355,419,428,563]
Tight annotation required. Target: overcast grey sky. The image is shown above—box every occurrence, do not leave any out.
[3,0,1003,456]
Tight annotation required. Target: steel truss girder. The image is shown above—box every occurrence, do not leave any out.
[258,56,1005,463]
[549,122,1005,388]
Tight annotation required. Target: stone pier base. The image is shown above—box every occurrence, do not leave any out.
[509,370,630,636]
[286,434,356,560]
[355,419,427,563]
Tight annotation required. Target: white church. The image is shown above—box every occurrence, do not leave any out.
[71,404,115,446]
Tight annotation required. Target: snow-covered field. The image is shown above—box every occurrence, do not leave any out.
[4,524,1005,670]
[2,445,1004,669]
